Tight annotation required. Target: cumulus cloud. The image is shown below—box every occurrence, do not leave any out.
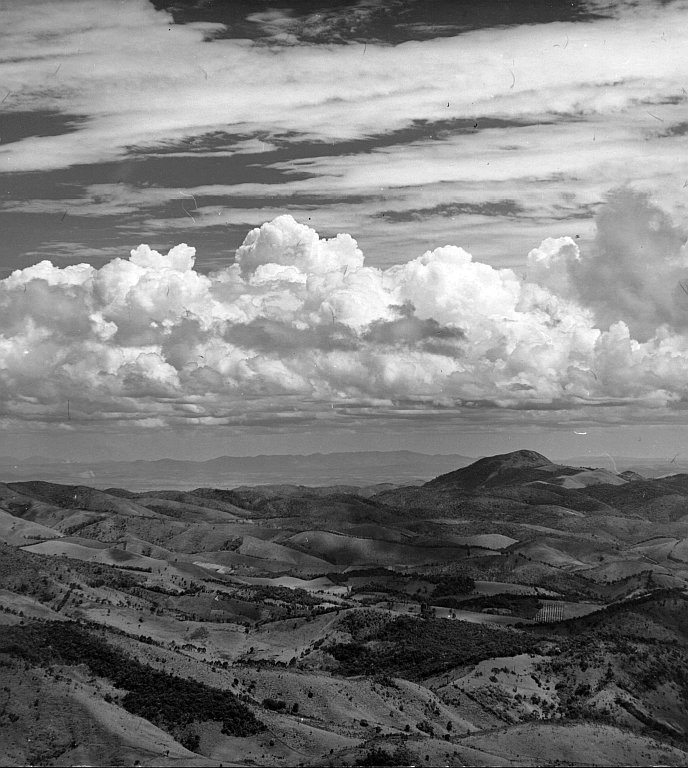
[1,196,688,427]
[529,188,688,340]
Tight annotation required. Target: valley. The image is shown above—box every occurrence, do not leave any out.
[2,449,688,765]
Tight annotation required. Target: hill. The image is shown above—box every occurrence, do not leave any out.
[428,449,555,489]
[1,449,688,764]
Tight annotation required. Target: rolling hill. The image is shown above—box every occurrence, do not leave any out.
[2,449,688,765]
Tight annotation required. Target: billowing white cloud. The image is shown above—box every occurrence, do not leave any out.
[1,194,688,427]
[529,189,688,340]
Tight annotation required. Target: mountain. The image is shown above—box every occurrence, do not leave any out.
[0,451,475,490]
[3,450,688,765]
[427,449,557,490]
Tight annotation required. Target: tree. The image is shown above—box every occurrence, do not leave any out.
[180,731,200,752]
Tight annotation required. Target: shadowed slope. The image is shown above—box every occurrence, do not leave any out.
[426,450,558,490]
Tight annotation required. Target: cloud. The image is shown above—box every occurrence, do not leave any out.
[3,1,688,275]
[2,0,688,174]
[235,217,364,277]
[528,188,688,340]
[1,198,688,428]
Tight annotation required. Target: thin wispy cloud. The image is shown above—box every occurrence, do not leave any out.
[2,3,686,171]
[3,0,687,269]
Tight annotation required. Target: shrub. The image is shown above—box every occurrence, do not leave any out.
[180,731,200,752]
[416,719,434,734]
[262,698,286,711]
[357,746,416,766]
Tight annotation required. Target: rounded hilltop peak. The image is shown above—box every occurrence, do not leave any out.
[426,449,554,490]
[484,449,553,468]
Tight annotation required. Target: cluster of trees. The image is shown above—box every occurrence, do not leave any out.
[261,697,287,711]
[428,574,475,597]
[247,584,321,607]
[339,609,393,642]
[356,745,416,766]
[453,593,541,618]
[0,621,263,737]
[329,614,538,679]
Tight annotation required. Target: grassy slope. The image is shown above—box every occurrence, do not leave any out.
[2,455,688,764]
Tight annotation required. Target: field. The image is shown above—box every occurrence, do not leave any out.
[2,450,688,765]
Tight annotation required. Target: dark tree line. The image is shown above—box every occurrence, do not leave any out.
[0,621,263,737]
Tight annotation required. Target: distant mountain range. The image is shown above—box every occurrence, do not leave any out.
[0,451,475,491]
[1,449,685,491]
[563,454,688,478]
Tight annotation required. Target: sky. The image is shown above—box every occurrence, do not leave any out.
[2,0,688,463]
